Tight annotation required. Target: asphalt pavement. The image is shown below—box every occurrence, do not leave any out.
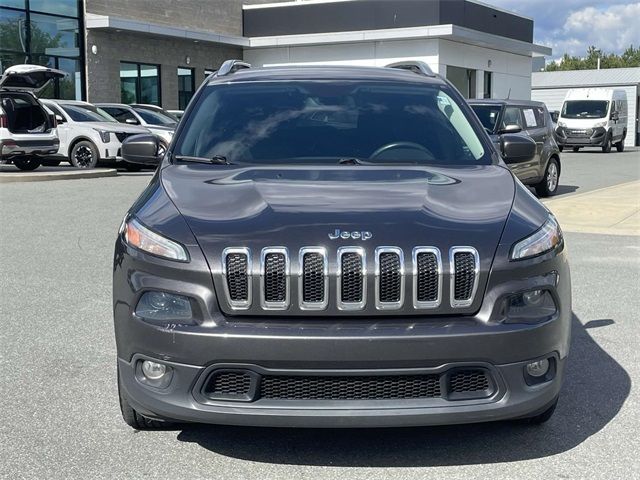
[1,150,638,479]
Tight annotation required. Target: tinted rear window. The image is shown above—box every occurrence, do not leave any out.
[174,81,490,166]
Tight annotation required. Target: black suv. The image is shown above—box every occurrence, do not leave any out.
[115,61,570,429]
[469,99,561,197]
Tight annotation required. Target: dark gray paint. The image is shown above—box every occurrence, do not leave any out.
[113,65,570,428]
[243,0,533,43]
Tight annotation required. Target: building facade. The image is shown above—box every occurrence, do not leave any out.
[1,0,550,109]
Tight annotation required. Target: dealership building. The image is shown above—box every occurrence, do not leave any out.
[1,0,550,109]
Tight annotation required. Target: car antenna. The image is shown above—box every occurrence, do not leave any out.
[507,88,511,100]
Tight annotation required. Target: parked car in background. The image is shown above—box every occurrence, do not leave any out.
[96,103,176,146]
[167,110,184,121]
[556,88,628,153]
[42,99,151,169]
[0,64,62,171]
[469,99,561,197]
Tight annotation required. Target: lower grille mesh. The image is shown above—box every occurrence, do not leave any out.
[260,374,442,400]
[449,370,490,393]
[341,252,363,303]
[454,252,476,301]
[207,371,252,397]
[226,253,249,301]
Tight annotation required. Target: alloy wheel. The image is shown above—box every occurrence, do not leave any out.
[74,145,94,168]
[547,162,558,192]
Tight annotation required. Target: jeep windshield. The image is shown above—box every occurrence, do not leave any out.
[173,81,490,166]
[562,100,609,119]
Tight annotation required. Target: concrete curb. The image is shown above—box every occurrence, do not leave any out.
[0,168,118,183]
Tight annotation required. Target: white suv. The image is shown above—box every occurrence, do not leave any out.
[0,65,63,171]
[42,99,150,169]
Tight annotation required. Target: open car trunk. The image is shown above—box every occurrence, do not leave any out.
[0,92,53,134]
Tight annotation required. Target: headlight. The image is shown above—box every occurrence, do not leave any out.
[123,217,189,261]
[95,129,111,143]
[593,121,606,128]
[558,121,566,128]
[511,216,563,260]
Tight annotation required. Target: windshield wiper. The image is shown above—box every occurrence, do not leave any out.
[172,154,233,165]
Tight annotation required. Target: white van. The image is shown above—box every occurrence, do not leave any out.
[556,88,628,153]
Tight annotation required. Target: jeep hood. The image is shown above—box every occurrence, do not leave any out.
[161,164,515,263]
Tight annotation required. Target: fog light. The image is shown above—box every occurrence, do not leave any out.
[504,290,556,324]
[522,289,543,306]
[142,360,167,380]
[135,291,193,323]
[526,359,550,378]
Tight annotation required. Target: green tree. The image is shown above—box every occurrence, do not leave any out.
[545,45,640,71]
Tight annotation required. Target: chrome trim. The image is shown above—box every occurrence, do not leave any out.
[374,247,404,310]
[412,247,442,309]
[449,246,480,308]
[260,247,290,310]
[336,246,366,311]
[221,247,252,310]
[299,247,329,311]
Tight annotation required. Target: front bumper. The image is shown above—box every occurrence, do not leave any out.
[114,235,571,427]
[556,127,606,147]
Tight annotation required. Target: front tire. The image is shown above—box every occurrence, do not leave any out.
[602,133,612,153]
[558,145,563,152]
[535,157,560,197]
[118,372,173,430]
[70,141,99,169]
[572,147,580,152]
[615,139,625,152]
[13,157,41,171]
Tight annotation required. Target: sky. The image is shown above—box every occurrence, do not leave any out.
[489,0,640,59]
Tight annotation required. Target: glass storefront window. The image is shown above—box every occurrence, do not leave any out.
[178,67,194,109]
[120,62,160,106]
[29,0,78,17]
[0,2,84,100]
[29,13,79,56]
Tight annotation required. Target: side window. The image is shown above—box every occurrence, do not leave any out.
[522,108,540,129]
[47,104,65,118]
[105,107,137,123]
[502,107,522,128]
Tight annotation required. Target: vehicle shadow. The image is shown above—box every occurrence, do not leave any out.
[555,184,579,195]
[176,314,629,467]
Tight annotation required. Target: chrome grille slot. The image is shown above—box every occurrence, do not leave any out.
[375,247,404,309]
[261,247,290,310]
[337,247,366,310]
[413,247,442,308]
[450,247,479,308]
[222,247,251,309]
[299,247,328,310]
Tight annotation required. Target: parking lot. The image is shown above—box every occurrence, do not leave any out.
[1,150,639,479]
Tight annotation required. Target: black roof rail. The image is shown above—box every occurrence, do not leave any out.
[385,61,436,77]
[216,59,251,77]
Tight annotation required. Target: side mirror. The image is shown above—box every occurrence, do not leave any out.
[498,124,522,135]
[121,134,162,165]
[500,133,536,164]
[125,118,139,125]
[55,114,65,124]
[550,111,559,123]
[610,111,618,121]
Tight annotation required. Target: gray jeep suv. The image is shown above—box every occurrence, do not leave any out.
[469,99,562,197]
[114,61,571,430]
